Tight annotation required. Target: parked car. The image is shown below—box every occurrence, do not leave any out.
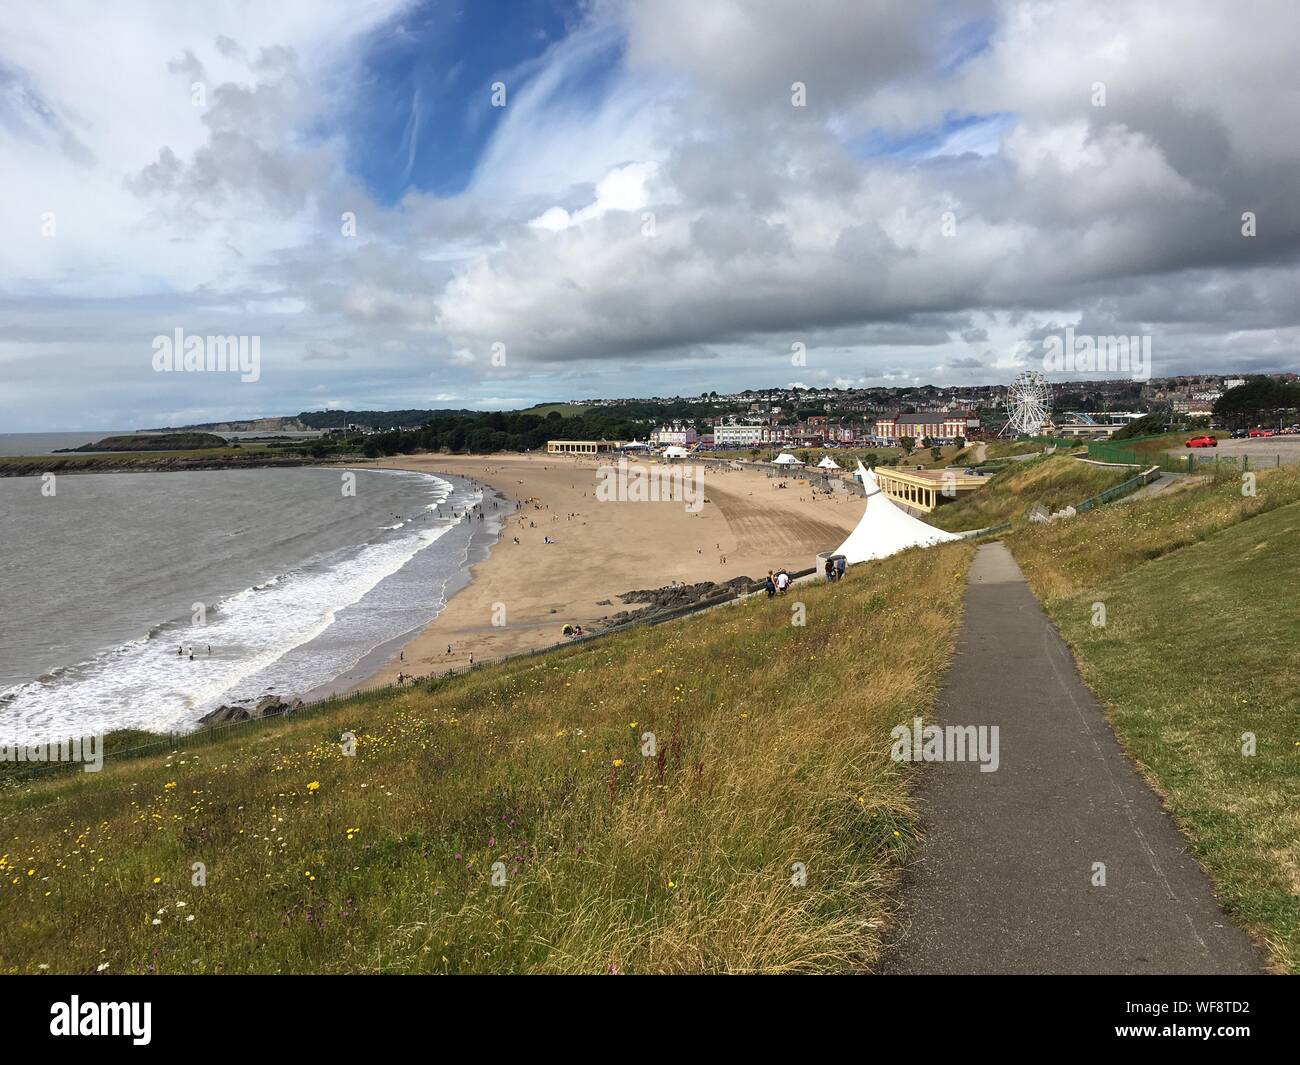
[1231,428,1248,439]
[1185,435,1218,448]
[1248,428,1275,438]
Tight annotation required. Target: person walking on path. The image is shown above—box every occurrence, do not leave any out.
[765,571,776,598]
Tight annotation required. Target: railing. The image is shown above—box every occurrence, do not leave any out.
[1072,466,1161,512]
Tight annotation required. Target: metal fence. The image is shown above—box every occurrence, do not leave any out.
[1072,466,1161,513]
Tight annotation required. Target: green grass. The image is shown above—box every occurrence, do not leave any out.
[924,453,1133,531]
[0,541,971,974]
[1005,465,1300,971]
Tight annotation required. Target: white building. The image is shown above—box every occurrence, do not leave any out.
[650,422,698,446]
[713,421,765,447]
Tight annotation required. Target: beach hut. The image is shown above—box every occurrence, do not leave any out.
[816,456,841,469]
[833,463,961,565]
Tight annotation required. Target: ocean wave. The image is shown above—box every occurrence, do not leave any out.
[0,470,469,743]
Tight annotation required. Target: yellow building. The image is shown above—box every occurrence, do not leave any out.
[872,466,986,512]
[546,439,625,455]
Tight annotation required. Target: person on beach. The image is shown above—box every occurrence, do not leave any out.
[776,570,790,594]
[765,572,776,598]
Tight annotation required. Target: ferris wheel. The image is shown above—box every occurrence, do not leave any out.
[1002,370,1053,437]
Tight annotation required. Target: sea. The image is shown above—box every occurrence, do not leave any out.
[0,440,502,742]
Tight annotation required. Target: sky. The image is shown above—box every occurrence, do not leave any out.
[2,0,1299,430]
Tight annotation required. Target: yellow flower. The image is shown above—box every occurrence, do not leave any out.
[612,759,624,767]
[307,781,320,792]
[152,876,161,883]
[164,781,177,790]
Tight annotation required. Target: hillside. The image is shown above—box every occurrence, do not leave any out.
[0,540,971,974]
[924,454,1134,531]
[62,433,228,452]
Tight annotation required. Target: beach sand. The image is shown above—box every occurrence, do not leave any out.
[356,452,865,687]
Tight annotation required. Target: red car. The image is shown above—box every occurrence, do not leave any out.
[1184,435,1218,448]
[1248,428,1275,438]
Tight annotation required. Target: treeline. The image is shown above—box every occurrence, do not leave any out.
[297,409,470,429]
[360,410,648,457]
[1213,378,1300,424]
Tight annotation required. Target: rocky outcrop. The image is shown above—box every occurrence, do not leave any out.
[197,695,303,728]
[604,577,761,625]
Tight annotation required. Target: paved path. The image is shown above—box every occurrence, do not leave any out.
[878,542,1264,974]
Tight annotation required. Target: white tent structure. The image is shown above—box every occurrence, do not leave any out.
[661,445,690,460]
[834,463,961,564]
[816,456,841,469]
[772,452,803,466]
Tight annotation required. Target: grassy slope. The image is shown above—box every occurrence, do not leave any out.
[1005,465,1300,970]
[1,541,971,974]
[924,454,1133,531]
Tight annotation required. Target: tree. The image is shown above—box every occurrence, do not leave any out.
[899,436,915,454]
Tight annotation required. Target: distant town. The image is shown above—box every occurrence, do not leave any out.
[146,371,1292,449]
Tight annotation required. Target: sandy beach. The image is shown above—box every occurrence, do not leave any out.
[355,452,865,687]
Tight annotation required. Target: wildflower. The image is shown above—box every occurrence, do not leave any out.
[164,781,177,790]
[307,781,320,792]
[96,963,109,972]
[612,759,623,767]
[152,876,161,884]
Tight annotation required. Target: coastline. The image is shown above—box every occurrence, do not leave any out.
[347,451,866,692]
